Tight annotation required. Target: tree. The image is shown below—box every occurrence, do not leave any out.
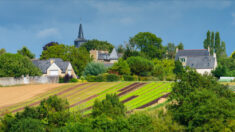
[203,30,211,49]
[215,32,220,55]
[212,65,227,78]
[232,51,235,59]
[0,53,41,77]
[80,39,114,52]
[152,59,175,80]
[83,62,107,76]
[92,94,126,118]
[9,118,45,132]
[0,48,6,55]
[177,42,184,50]
[166,43,176,59]
[40,44,67,60]
[129,32,164,59]
[220,41,227,57]
[40,44,91,76]
[43,41,59,51]
[117,44,125,54]
[210,32,215,55]
[168,69,235,131]
[127,56,154,76]
[109,58,131,75]
[17,46,35,59]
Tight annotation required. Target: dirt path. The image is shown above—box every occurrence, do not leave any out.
[0,84,66,108]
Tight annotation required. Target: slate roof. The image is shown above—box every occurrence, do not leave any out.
[32,58,70,74]
[98,48,119,60]
[175,49,209,60]
[186,56,215,69]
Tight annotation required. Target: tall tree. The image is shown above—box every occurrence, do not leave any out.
[17,46,35,59]
[220,41,227,57]
[43,42,59,51]
[203,30,211,49]
[177,42,184,50]
[215,32,220,55]
[210,32,215,55]
[129,32,164,59]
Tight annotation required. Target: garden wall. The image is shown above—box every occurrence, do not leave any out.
[0,76,59,86]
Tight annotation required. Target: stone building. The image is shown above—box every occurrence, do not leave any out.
[175,48,217,74]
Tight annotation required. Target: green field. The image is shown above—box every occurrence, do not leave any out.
[0,82,173,115]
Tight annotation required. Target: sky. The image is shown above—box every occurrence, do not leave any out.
[0,0,235,58]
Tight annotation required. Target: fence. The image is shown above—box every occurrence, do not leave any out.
[0,76,59,86]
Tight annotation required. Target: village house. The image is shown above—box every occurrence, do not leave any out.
[175,48,217,74]
[32,58,77,78]
[90,48,121,67]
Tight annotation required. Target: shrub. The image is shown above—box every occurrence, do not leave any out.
[92,94,126,118]
[109,58,131,75]
[138,76,159,81]
[69,78,78,83]
[106,74,119,82]
[83,62,107,76]
[86,75,106,82]
[127,56,154,75]
[123,75,135,81]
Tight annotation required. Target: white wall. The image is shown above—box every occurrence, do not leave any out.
[196,69,212,75]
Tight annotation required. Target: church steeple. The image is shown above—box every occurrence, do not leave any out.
[74,23,87,48]
[78,24,84,39]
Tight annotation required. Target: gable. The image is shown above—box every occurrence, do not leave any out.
[47,63,61,71]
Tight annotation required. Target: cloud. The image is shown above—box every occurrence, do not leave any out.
[36,28,59,38]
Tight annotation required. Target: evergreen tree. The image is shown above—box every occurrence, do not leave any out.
[210,32,214,55]
[220,41,227,57]
[215,32,221,55]
[203,31,210,49]
[177,42,184,50]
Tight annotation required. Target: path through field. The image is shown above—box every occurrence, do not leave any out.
[0,84,66,108]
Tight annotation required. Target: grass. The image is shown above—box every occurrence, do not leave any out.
[0,81,172,115]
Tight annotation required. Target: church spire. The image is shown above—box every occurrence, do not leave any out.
[78,24,84,39]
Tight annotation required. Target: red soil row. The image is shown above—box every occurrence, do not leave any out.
[118,83,146,96]
[118,83,140,92]
[70,94,98,107]
[121,95,138,103]
[136,93,170,109]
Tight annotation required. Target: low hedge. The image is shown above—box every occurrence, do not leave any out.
[106,74,120,82]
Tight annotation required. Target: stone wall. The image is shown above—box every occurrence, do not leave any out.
[0,76,59,86]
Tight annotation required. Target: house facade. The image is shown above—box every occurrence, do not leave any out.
[175,48,217,74]
[32,58,77,78]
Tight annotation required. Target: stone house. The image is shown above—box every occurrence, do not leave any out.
[175,48,217,74]
[90,48,121,67]
[32,58,77,78]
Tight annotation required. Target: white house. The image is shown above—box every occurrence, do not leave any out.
[175,48,217,74]
[32,58,77,78]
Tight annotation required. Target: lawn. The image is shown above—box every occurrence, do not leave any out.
[0,81,172,115]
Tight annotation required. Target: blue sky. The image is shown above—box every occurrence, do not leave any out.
[0,0,235,57]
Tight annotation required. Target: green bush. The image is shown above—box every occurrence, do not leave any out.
[106,74,119,82]
[86,75,106,82]
[69,78,78,83]
[83,62,107,76]
[9,118,45,132]
[128,113,154,131]
[138,76,159,81]
[123,75,135,81]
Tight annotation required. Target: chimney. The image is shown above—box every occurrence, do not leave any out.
[176,47,179,53]
[50,59,54,64]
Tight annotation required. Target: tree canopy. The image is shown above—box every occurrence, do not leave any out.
[80,39,114,52]
[17,46,35,59]
[129,32,164,59]
[168,69,235,131]
[0,53,41,77]
[109,58,131,75]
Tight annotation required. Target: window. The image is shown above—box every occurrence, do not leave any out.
[179,57,186,62]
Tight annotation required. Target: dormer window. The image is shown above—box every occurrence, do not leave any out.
[179,57,186,62]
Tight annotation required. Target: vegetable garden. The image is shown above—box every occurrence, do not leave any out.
[0,81,172,115]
